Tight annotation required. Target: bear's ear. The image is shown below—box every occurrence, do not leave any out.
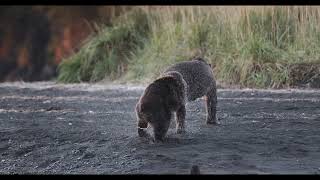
[193,57,205,62]
[208,63,212,67]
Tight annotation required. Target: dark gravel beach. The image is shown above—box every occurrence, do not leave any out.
[0,82,319,174]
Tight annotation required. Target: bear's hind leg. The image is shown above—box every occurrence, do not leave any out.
[205,88,219,125]
[176,105,186,134]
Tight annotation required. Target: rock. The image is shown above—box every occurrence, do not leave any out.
[190,165,200,174]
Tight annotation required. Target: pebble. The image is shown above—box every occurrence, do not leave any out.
[43,100,51,104]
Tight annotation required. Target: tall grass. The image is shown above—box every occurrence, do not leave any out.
[58,6,320,88]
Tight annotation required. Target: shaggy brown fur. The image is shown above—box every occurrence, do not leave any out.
[135,58,218,142]
[135,71,187,142]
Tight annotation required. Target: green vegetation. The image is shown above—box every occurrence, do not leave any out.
[58,6,320,88]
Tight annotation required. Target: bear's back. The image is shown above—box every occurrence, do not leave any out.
[164,59,215,101]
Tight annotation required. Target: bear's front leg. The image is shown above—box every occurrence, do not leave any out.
[138,119,148,137]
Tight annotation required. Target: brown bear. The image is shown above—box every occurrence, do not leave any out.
[135,57,218,142]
